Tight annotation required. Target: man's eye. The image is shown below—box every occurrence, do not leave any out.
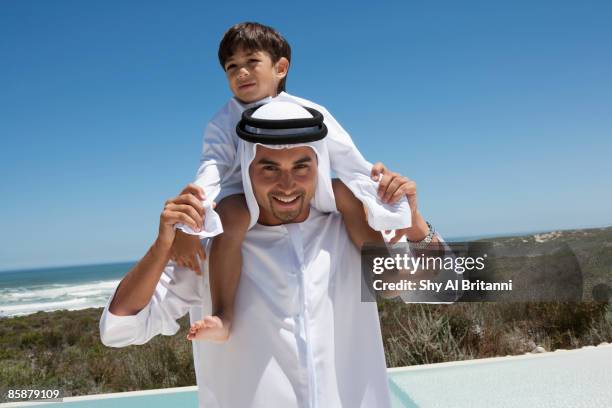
[263,166,278,171]
[294,165,310,174]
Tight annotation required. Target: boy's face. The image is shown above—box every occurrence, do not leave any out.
[224,48,288,104]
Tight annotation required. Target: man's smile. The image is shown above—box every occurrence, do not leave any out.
[271,193,302,206]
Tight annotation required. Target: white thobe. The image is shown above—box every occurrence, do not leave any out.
[178,91,411,237]
[100,209,392,408]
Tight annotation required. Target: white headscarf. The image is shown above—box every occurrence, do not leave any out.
[237,101,337,229]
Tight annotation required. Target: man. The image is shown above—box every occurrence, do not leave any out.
[100,102,441,407]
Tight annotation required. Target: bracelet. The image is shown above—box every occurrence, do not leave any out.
[407,221,435,249]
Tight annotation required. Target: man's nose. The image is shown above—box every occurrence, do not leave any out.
[278,171,295,190]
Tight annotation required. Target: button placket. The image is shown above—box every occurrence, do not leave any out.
[287,224,318,408]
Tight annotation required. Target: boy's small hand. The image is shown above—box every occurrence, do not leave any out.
[171,230,207,275]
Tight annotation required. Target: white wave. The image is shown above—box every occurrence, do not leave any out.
[0,280,120,301]
[0,279,121,317]
[0,297,109,317]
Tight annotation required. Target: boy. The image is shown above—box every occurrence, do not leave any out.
[174,22,413,342]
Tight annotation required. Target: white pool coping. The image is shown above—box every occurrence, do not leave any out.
[2,343,611,406]
[387,342,612,373]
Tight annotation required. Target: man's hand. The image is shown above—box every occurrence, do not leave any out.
[371,162,417,212]
[158,184,206,249]
[370,163,432,244]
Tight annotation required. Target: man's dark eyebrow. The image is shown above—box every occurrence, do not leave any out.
[294,156,313,165]
[256,156,312,166]
[256,158,280,166]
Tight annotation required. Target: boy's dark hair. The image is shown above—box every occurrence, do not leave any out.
[218,22,291,93]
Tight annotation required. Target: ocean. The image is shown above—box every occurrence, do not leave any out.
[0,262,135,318]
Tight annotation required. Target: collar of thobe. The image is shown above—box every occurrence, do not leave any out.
[233,91,290,110]
[254,207,323,231]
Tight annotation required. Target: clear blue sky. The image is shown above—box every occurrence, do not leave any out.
[1,0,610,271]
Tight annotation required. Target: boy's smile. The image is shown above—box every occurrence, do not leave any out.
[224,48,288,104]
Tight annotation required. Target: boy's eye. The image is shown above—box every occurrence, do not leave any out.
[248,58,260,63]
[226,64,237,70]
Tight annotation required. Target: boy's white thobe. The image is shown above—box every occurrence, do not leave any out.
[179,91,411,237]
[100,208,392,408]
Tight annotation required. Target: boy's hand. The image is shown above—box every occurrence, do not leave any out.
[170,230,207,275]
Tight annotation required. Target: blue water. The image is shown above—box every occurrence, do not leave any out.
[57,391,198,408]
[5,390,198,408]
[0,262,134,317]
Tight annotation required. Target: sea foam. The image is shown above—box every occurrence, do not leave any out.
[0,280,120,317]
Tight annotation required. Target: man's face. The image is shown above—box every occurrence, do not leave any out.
[224,48,288,104]
[249,145,317,225]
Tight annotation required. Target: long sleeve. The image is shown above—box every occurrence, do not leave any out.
[99,263,204,347]
[194,121,243,201]
[177,114,244,238]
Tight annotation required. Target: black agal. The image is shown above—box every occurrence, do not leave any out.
[236,105,328,144]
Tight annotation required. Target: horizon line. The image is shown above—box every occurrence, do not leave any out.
[1,223,610,274]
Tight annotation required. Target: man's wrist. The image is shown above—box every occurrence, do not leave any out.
[407,221,435,249]
[405,211,429,241]
[153,235,174,255]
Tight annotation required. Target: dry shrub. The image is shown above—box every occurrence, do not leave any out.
[379,298,612,368]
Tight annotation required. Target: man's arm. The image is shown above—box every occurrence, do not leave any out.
[109,184,204,316]
[100,184,206,347]
[335,165,464,303]
[109,240,172,316]
[333,179,384,249]
[333,163,438,249]
[333,178,424,299]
